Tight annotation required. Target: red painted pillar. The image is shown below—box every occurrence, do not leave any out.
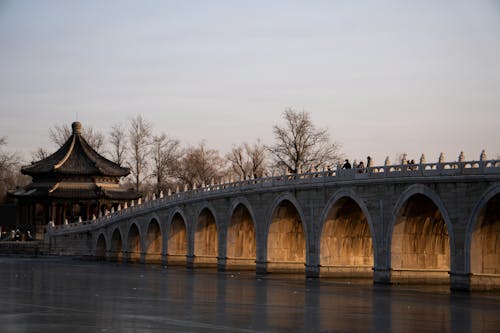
[62,203,67,223]
[50,202,55,223]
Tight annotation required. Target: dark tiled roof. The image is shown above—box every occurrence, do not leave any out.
[22,122,130,177]
[8,182,56,198]
[101,188,142,200]
[9,182,140,201]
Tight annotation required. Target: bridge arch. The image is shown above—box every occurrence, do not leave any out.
[226,197,257,269]
[389,184,454,283]
[126,222,142,263]
[265,193,308,273]
[319,189,375,277]
[145,216,163,263]
[167,208,188,265]
[109,228,123,262]
[95,233,107,260]
[466,185,500,287]
[194,203,219,266]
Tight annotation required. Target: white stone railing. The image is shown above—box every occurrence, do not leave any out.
[46,158,500,235]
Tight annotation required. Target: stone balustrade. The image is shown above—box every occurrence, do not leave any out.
[46,158,500,236]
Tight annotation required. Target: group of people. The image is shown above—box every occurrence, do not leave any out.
[342,156,419,171]
[407,159,417,170]
[1,229,34,242]
[342,156,372,171]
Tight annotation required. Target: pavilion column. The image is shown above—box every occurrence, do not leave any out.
[17,204,22,229]
[53,204,57,225]
[86,203,90,221]
[44,203,49,226]
[24,204,29,228]
[57,204,63,225]
[50,203,56,223]
[29,203,35,227]
[57,204,60,224]
[33,204,37,226]
[22,204,26,227]
[90,202,96,219]
[59,204,64,225]
[63,203,67,223]
[23,204,29,228]
[22,204,26,228]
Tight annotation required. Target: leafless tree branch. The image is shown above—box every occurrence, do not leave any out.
[268,108,342,173]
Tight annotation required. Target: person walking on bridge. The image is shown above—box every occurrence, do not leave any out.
[342,159,352,169]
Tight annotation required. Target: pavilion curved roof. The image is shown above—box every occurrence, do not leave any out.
[22,122,130,177]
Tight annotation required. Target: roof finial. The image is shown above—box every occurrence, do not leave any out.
[72,121,82,135]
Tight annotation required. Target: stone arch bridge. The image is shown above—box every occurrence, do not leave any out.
[46,159,500,290]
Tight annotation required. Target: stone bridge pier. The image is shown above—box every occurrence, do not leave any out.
[46,159,500,291]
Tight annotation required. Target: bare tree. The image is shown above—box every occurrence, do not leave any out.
[227,145,247,179]
[49,123,105,153]
[177,142,226,188]
[128,115,152,192]
[0,137,26,202]
[227,140,267,179]
[393,152,407,165]
[268,108,342,174]
[0,137,21,174]
[108,123,127,166]
[31,148,50,162]
[151,132,182,194]
[84,126,105,154]
[246,140,267,178]
[49,124,71,147]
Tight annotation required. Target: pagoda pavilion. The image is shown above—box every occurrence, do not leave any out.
[9,122,140,238]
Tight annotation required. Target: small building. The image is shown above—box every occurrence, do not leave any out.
[9,122,140,239]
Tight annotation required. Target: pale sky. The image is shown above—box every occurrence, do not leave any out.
[1,0,499,165]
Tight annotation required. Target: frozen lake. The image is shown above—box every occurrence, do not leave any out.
[0,257,499,332]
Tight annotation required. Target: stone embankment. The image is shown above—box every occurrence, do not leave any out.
[0,241,49,257]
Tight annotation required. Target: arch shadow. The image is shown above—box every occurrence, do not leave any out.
[144,216,163,263]
[167,208,189,266]
[193,202,219,267]
[465,185,500,288]
[109,228,123,262]
[226,197,258,269]
[95,233,107,260]
[388,184,455,283]
[264,192,309,273]
[126,222,142,263]
[318,188,376,277]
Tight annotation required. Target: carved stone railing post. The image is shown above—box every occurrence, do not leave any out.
[458,151,465,163]
[480,149,487,161]
[420,154,426,165]
[401,153,407,165]
[438,152,445,163]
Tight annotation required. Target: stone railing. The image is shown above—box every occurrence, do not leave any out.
[46,158,500,235]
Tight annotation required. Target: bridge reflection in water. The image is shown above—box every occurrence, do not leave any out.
[1,258,499,332]
[47,158,500,290]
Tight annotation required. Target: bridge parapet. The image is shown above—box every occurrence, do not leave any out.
[46,159,500,236]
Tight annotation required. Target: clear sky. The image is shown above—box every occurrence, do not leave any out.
[1,0,499,165]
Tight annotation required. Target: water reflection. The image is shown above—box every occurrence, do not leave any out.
[0,258,499,332]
